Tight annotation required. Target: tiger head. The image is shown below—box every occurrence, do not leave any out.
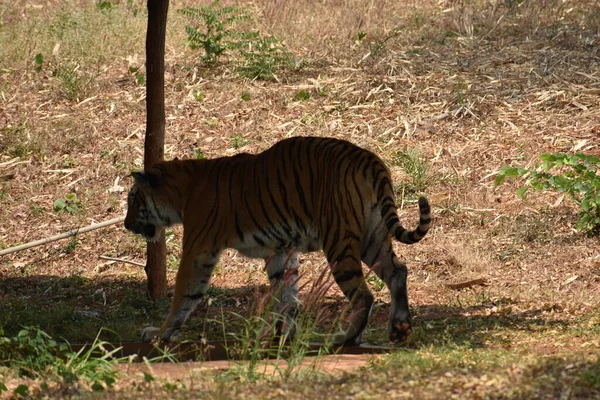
[124,171,181,242]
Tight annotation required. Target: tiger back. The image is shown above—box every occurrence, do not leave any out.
[125,136,431,345]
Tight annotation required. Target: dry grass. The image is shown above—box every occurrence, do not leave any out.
[1,0,600,397]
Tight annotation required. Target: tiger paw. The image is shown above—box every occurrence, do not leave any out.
[332,330,362,346]
[389,321,412,343]
[141,326,162,342]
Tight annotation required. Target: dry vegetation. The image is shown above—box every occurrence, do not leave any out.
[1,0,600,398]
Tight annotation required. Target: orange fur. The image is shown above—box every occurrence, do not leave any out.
[125,137,431,344]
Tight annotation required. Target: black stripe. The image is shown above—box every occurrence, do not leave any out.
[333,268,363,282]
[184,292,204,300]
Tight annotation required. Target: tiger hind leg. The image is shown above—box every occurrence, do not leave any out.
[327,241,374,346]
[265,251,300,340]
[362,217,413,343]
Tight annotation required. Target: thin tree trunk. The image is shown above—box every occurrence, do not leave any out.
[144,0,169,300]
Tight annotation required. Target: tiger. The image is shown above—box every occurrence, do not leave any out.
[125,136,431,345]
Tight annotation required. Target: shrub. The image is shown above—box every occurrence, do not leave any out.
[496,153,600,232]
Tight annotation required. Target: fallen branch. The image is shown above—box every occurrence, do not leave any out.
[0,216,125,257]
[99,255,145,268]
[446,278,488,290]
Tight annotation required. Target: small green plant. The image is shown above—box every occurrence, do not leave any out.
[241,91,250,101]
[34,53,44,73]
[236,37,292,81]
[63,237,78,254]
[495,153,600,232]
[230,135,249,149]
[194,149,206,159]
[294,90,310,102]
[53,64,85,101]
[179,1,251,64]
[95,1,114,11]
[128,66,145,86]
[53,193,82,214]
[0,327,124,391]
[357,31,367,41]
[193,90,204,101]
[366,274,385,292]
[392,148,431,194]
[14,384,28,397]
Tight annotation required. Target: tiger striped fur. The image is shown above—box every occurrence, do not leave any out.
[125,136,431,345]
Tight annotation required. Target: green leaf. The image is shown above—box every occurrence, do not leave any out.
[516,186,529,199]
[143,371,155,382]
[501,167,521,177]
[14,385,28,397]
[582,199,591,211]
[0,382,7,393]
[494,173,506,186]
[91,382,105,392]
[53,199,66,211]
[34,53,44,73]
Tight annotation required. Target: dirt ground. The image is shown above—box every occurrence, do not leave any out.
[1,0,600,398]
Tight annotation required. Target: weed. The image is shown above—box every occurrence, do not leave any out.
[63,237,78,254]
[33,53,44,73]
[53,64,86,101]
[392,148,432,195]
[366,26,404,59]
[95,1,114,12]
[179,1,252,64]
[194,149,206,159]
[366,274,385,292]
[581,359,600,389]
[496,153,600,232]
[1,121,41,158]
[180,2,291,80]
[218,266,336,382]
[230,135,249,149]
[53,193,82,214]
[128,65,145,86]
[294,90,310,101]
[50,7,81,40]
[236,36,292,81]
[193,90,204,101]
[0,327,123,391]
[241,91,251,101]
[167,255,179,272]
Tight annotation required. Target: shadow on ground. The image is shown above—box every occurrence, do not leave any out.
[0,275,573,349]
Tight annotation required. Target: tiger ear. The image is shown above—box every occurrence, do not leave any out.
[131,171,160,188]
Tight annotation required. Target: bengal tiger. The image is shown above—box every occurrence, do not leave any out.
[125,136,431,345]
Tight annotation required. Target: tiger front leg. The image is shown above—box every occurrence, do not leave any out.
[141,252,219,342]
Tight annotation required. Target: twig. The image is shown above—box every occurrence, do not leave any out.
[99,255,145,268]
[446,278,488,290]
[0,216,125,257]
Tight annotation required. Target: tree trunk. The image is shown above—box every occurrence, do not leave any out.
[144,0,169,300]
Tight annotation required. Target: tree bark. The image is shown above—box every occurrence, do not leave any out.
[144,0,169,300]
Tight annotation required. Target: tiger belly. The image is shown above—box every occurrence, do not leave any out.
[230,229,322,259]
